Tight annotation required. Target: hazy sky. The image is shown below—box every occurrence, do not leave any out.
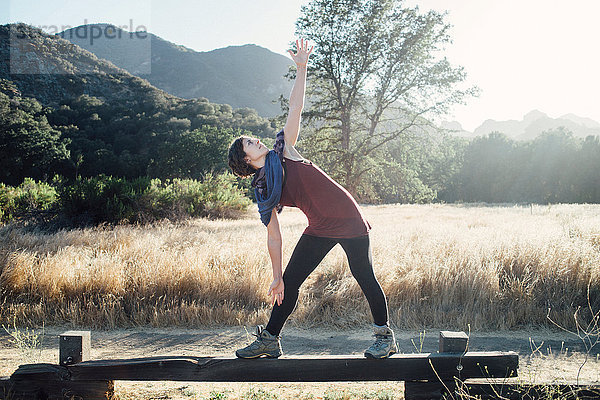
[3,0,600,131]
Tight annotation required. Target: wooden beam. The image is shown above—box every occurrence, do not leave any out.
[41,352,518,382]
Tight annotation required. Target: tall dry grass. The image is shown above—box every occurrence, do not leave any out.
[1,204,599,330]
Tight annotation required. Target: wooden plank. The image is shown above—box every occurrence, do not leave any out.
[56,352,518,382]
[9,363,70,381]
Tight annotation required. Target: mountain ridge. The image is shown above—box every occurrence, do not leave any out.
[0,22,178,109]
[7,22,598,141]
[57,23,294,117]
[443,110,600,140]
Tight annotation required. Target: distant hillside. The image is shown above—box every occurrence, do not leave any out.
[474,110,600,140]
[57,23,294,117]
[0,22,275,183]
[1,23,180,110]
[443,110,600,140]
[1,22,272,132]
[439,121,472,138]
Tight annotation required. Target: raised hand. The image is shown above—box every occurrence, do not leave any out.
[288,38,313,67]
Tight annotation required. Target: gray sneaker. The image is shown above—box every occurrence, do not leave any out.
[235,325,283,359]
[364,324,398,359]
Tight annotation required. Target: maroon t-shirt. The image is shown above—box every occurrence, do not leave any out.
[273,130,372,238]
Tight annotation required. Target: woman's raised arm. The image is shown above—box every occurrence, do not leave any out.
[283,39,313,147]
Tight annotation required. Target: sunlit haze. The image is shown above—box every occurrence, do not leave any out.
[3,0,599,131]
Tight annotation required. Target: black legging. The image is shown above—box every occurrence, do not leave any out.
[265,233,389,336]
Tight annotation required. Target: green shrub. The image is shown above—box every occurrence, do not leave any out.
[136,171,251,223]
[57,175,148,225]
[57,172,251,225]
[173,170,252,219]
[0,178,57,223]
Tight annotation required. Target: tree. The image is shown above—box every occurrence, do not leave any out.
[453,132,518,203]
[576,135,600,202]
[521,128,580,204]
[294,0,477,200]
[0,91,70,185]
[149,125,236,180]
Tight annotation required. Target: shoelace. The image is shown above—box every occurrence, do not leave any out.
[252,326,265,338]
[240,327,263,350]
[248,327,277,348]
[249,329,265,347]
[372,334,391,349]
[253,327,279,340]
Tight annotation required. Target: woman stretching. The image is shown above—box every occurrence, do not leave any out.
[227,39,396,359]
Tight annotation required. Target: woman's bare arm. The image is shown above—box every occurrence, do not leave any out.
[266,208,284,306]
[284,39,313,147]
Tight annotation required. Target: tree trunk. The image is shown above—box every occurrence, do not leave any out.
[339,111,358,197]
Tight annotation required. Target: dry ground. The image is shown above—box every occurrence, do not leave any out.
[1,326,599,399]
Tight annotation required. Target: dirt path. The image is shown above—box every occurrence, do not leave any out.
[1,325,599,399]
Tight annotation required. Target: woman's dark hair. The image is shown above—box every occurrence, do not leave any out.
[228,135,257,178]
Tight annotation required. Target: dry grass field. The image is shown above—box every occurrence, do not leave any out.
[1,203,599,332]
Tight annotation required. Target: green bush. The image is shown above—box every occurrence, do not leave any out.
[0,178,57,223]
[57,172,251,225]
[136,172,251,223]
[57,175,145,225]
[177,171,253,219]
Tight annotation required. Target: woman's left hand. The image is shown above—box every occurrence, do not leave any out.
[288,38,313,67]
[268,277,285,306]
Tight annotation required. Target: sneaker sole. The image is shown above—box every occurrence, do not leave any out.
[364,349,397,359]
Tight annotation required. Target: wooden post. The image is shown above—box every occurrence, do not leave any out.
[439,330,469,353]
[1,364,113,400]
[1,331,113,400]
[405,331,470,400]
[60,330,91,365]
[0,330,111,400]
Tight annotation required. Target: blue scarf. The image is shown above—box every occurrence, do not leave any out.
[251,150,283,227]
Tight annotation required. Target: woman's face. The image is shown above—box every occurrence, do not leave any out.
[243,137,268,165]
